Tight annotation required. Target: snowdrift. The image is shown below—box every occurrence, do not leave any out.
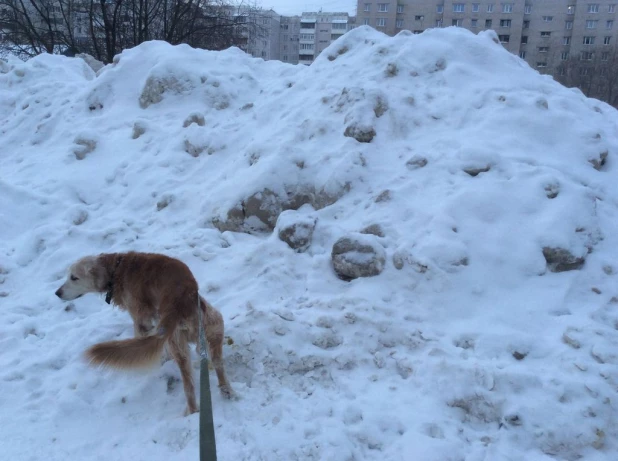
[1,26,618,460]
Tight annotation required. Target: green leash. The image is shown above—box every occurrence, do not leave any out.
[198,298,218,461]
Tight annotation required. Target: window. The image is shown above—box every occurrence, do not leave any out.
[485,19,493,27]
[525,5,532,14]
[500,19,512,27]
[541,31,551,37]
[283,55,288,61]
[377,18,386,27]
[396,19,404,28]
[364,3,370,12]
[499,34,510,42]
[583,36,596,44]
[471,19,478,27]
[487,4,494,12]
[565,21,573,30]
[378,3,389,12]
[397,4,404,13]
[435,19,443,27]
[437,5,444,13]
[452,19,463,26]
[588,4,599,13]
[363,18,370,25]
[519,51,526,58]
[586,20,598,28]
[600,68,608,76]
[604,36,611,44]
[543,16,553,22]
[300,43,314,50]
[581,51,594,60]
[472,3,480,12]
[563,36,571,45]
[300,34,314,40]
[502,3,513,13]
[602,51,609,60]
[561,51,569,60]
[523,20,530,28]
[521,36,528,44]
[538,46,549,52]
[567,5,575,14]
[415,15,424,20]
[580,67,590,75]
[607,20,614,29]
[453,3,465,12]
[610,5,616,13]
[559,67,566,76]
[537,62,547,67]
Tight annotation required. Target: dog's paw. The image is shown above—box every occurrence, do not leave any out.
[220,385,237,400]
[184,405,199,417]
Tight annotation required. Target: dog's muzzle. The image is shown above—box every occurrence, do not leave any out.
[55,288,63,298]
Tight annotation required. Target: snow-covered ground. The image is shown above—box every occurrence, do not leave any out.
[1,26,618,461]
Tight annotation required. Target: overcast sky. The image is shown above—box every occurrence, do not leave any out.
[257,0,358,16]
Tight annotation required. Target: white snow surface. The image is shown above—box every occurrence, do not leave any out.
[2,26,618,461]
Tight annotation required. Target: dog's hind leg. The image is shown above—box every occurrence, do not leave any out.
[199,296,234,398]
[169,332,198,416]
[204,310,233,398]
[208,331,233,399]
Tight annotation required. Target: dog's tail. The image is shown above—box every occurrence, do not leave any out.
[85,314,177,369]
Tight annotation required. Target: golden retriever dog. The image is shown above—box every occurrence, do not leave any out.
[55,251,233,415]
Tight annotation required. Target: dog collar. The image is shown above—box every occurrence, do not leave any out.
[105,256,123,304]
[105,286,113,304]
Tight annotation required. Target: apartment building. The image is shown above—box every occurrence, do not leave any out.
[280,16,301,64]
[357,0,618,73]
[298,12,354,65]
[235,8,281,60]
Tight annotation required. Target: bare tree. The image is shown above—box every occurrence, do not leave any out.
[0,0,268,62]
[0,0,76,57]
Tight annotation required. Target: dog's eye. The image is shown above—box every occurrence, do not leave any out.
[70,275,79,281]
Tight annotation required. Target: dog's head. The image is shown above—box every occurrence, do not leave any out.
[55,256,107,300]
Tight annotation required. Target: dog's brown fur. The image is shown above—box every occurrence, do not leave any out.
[55,251,233,415]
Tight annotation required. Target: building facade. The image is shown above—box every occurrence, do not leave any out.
[235,10,354,65]
[356,0,617,73]
[231,7,281,61]
[280,16,301,64]
[298,12,354,64]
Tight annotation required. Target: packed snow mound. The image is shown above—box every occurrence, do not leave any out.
[2,26,618,461]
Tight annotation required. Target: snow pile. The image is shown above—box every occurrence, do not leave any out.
[2,26,618,461]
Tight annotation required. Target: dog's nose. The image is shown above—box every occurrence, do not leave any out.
[55,288,63,298]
